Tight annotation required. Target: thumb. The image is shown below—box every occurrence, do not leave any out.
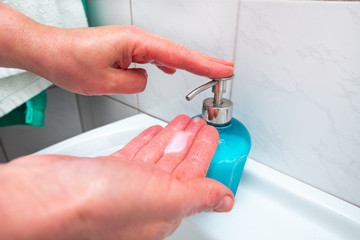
[109,68,148,94]
[173,178,234,216]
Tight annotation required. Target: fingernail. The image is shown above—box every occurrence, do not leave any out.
[214,195,234,212]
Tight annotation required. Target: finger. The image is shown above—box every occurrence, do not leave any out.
[155,64,177,75]
[107,68,147,94]
[172,125,219,180]
[133,115,191,164]
[133,31,234,79]
[169,178,234,215]
[155,117,206,173]
[109,125,163,160]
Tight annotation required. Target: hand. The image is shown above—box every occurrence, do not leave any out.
[31,25,234,95]
[0,115,234,240]
[0,3,234,95]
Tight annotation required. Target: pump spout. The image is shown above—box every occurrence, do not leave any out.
[185,80,217,101]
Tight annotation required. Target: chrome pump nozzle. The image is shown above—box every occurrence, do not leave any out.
[186,75,234,125]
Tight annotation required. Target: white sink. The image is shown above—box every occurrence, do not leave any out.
[36,114,360,240]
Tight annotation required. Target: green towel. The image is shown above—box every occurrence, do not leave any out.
[82,0,88,19]
[0,90,47,127]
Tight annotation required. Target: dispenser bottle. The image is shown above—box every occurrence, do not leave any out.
[186,75,251,195]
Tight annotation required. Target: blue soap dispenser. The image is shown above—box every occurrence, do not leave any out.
[186,75,251,195]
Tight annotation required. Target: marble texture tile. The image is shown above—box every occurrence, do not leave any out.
[233,1,360,206]
[77,95,139,131]
[0,87,82,160]
[132,0,237,121]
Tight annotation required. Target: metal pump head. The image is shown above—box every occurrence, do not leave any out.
[186,75,234,125]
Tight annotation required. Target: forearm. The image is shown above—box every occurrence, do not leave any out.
[0,3,53,73]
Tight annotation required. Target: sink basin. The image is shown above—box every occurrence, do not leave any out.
[36,114,360,240]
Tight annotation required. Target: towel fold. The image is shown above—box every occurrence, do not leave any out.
[0,72,52,118]
[0,0,88,121]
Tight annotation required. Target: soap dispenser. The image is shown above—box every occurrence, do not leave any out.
[186,75,251,195]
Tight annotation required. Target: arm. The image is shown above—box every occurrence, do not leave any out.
[0,2,42,70]
[0,2,234,95]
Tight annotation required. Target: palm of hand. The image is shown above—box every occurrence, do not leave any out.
[6,115,233,240]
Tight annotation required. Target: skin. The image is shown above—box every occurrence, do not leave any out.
[0,3,235,239]
[0,116,234,240]
[0,2,234,95]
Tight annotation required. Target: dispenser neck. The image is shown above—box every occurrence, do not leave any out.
[213,79,227,107]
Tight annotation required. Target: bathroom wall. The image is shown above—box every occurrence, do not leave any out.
[234,1,360,207]
[86,0,360,207]
[0,0,359,207]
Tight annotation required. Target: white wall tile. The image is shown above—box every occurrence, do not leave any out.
[233,1,360,206]
[77,95,139,130]
[132,0,237,121]
[0,87,82,160]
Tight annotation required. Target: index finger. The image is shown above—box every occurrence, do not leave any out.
[132,29,234,79]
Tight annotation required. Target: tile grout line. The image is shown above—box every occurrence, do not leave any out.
[135,93,140,113]
[0,137,10,162]
[138,109,169,123]
[105,95,140,113]
[75,94,86,133]
[129,0,141,113]
[229,0,242,101]
[105,96,168,123]
[129,0,134,26]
